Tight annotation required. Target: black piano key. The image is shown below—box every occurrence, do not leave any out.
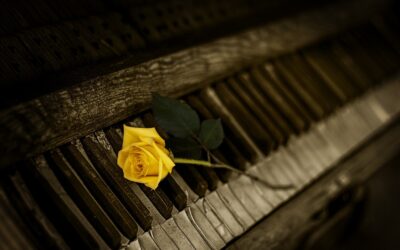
[262,63,315,124]
[47,149,124,249]
[353,25,400,76]
[249,67,308,134]
[328,40,374,90]
[301,45,360,101]
[209,150,235,183]
[237,72,294,139]
[175,164,208,197]
[338,32,387,84]
[0,184,37,250]
[138,184,173,219]
[62,142,138,239]
[216,136,248,171]
[187,95,247,172]
[104,127,124,155]
[159,175,188,211]
[81,135,153,231]
[199,87,263,162]
[228,76,287,145]
[157,95,223,188]
[141,112,169,139]
[187,94,249,168]
[3,171,69,250]
[97,129,173,220]
[196,167,220,190]
[277,54,339,113]
[214,82,274,152]
[272,59,326,120]
[181,91,245,185]
[29,155,108,249]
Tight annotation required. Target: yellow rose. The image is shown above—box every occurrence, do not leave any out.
[117,125,175,189]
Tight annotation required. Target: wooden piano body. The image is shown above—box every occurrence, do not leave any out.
[0,0,399,249]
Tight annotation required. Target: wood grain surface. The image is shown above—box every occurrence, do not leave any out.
[0,0,389,168]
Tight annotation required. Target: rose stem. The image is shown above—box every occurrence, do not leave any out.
[173,158,294,190]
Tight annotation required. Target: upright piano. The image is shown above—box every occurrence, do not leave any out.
[0,0,399,249]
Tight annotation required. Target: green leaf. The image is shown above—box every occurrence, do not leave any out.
[167,137,202,159]
[199,119,224,150]
[152,94,200,138]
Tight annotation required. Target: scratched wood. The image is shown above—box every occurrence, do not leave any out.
[0,0,389,168]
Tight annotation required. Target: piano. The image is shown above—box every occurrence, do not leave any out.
[0,0,399,249]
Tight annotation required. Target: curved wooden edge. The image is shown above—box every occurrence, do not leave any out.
[0,0,390,168]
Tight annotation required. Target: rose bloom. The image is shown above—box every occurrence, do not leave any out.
[117,125,175,189]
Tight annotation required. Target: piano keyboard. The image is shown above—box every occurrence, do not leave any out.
[1,15,400,250]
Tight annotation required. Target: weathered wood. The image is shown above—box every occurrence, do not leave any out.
[0,0,390,168]
[226,117,400,250]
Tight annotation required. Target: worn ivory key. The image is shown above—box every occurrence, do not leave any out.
[161,218,194,249]
[204,192,244,237]
[228,174,271,220]
[194,198,233,243]
[173,211,211,249]
[138,232,160,250]
[185,203,226,249]
[149,224,177,249]
[217,184,255,229]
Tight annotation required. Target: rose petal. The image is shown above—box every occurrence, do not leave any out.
[122,125,165,148]
[153,142,175,173]
[117,148,130,168]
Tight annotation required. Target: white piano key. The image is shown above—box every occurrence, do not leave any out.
[186,203,226,249]
[263,156,294,198]
[276,153,302,187]
[314,121,344,161]
[285,137,319,180]
[267,155,298,196]
[308,128,338,168]
[195,199,233,243]
[161,218,194,249]
[279,148,311,185]
[173,211,211,250]
[302,131,329,170]
[257,162,288,201]
[345,106,370,136]
[301,133,326,172]
[298,134,326,174]
[362,93,391,124]
[322,113,351,153]
[127,239,142,250]
[238,168,280,211]
[217,184,255,228]
[336,107,366,148]
[353,98,382,131]
[273,150,306,188]
[149,224,177,250]
[204,191,244,237]
[245,165,283,208]
[138,232,160,250]
[372,77,400,117]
